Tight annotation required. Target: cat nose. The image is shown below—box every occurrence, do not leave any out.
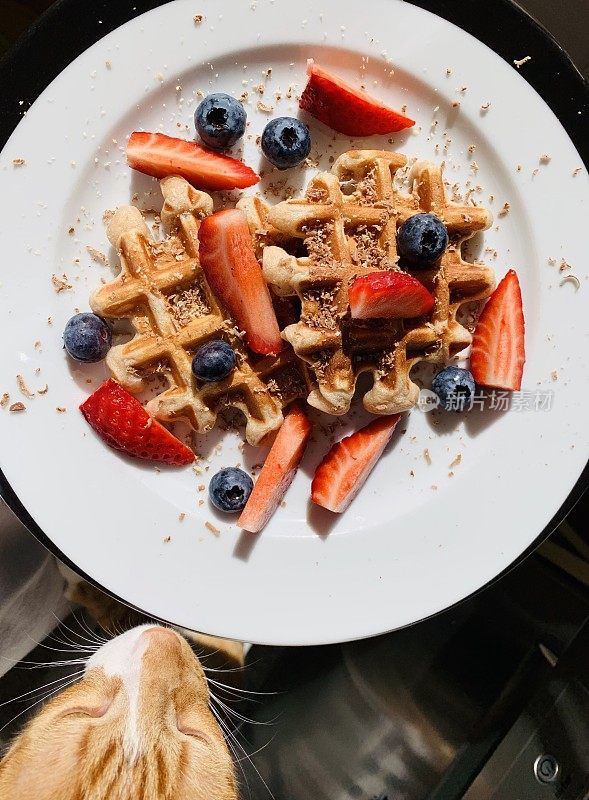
[142,626,180,645]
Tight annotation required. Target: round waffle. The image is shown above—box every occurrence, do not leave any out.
[90,176,307,446]
[240,150,496,416]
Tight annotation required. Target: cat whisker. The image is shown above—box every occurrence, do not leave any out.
[70,610,110,645]
[210,707,267,762]
[35,640,98,655]
[0,675,85,733]
[206,677,279,698]
[0,670,85,709]
[207,684,266,709]
[15,658,89,670]
[200,662,251,673]
[39,624,102,651]
[21,629,80,655]
[103,617,124,638]
[44,627,100,651]
[209,701,256,800]
[209,701,276,800]
[193,646,254,671]
[191,645,221,660]
[116,618,134,636]
[208,686,263,707]
[0,653,85,668]
[209,693,279,728]
[231,732,278,764]
[49,617,105,651]
[48,627,92,650]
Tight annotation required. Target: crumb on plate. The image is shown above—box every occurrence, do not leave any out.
[16,374,35,399]
[86,246,109,264]
[513,55,532,68]
[559,275,580,291]
[256,100,274,113]
[51,273,72,292]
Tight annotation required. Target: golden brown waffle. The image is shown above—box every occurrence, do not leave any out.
[90,176,307,446]
[240,150,495,416]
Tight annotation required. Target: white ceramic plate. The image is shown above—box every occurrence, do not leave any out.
[0,0,587,645]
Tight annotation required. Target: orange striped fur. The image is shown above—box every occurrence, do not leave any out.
[0,626,238,800]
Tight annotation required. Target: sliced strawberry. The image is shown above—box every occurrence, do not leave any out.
[127,132,259,191]
[470,269,525,391]
[238,404,312,533]
[198,210,283,355]
[80,379,194,466]
[349,272,435,319]
[299,59,415,137]
[311,415,401,513]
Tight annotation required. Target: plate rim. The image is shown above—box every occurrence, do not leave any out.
[0,0,588,642]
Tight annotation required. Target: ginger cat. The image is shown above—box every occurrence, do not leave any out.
[0,579,243,800]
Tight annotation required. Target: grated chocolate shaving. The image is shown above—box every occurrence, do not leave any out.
[167,284,209,326]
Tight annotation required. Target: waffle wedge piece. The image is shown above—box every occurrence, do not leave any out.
[90,176,306,446]
[243,150,495,416]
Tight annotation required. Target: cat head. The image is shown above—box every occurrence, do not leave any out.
[0,625,238,800]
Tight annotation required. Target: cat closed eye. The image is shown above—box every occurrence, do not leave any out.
[176,718,211,745]
[59,700,112,719]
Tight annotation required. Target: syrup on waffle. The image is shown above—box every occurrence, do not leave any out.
[241,150,496,416]
[90,176,306,446]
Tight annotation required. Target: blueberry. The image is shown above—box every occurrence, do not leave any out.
[397,213,449,267]
[63,313,111,362]
[261,117,311,170]
[192,340,236,382]
[432,366,475,412]
[195,93,246,150]
[209,467,253,512]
